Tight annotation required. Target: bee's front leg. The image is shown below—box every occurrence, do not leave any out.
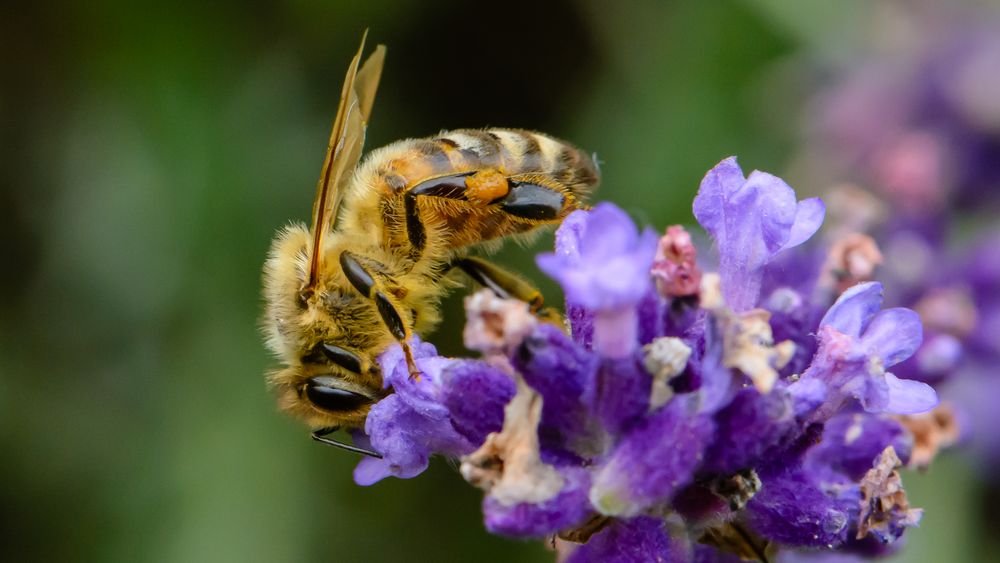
[339,250,422,379]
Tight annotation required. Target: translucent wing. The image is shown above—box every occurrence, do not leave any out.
[306,32,387,289]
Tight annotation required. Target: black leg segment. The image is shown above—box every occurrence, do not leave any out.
[336,251,421,378]
[339,251,376,297]
[375,291,407,341]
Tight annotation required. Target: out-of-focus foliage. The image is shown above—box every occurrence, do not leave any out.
[1,0,991,561]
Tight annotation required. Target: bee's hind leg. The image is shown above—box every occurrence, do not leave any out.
[340,250,422,379]
[453,256,561,324]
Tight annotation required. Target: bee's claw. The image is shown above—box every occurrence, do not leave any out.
[402,341,422,381]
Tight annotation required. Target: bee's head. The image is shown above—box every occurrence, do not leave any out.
[261,225,389,429]
[269,340,390,429]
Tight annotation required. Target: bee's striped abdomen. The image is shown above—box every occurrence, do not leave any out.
[367,128,598,198]
[434,129,600,196]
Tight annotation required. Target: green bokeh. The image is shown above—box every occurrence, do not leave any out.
[1,1,991,561]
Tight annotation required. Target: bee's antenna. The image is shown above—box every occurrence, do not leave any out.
[311,427,383,458]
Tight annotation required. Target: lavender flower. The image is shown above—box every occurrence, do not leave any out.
[537,202,659,358]
[349,159,940,562]
[693,157,825,312]
[791,282,937,419]
[354,339,514,485]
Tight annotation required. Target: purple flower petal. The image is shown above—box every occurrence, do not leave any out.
[819,282,884,338]
[554,208,590,261]
[692,156,745,237]
[742,170,799,253]
[360,396,437,482]
[353,456,394,486]
[538,203,658,312]
[358,341,510,484]
[784,197,826,249]
[860,308,923,367]
[883,372,939,414]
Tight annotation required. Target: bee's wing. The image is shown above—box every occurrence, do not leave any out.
[306,32,386,289]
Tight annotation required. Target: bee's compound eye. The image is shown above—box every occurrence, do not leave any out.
[304,376,371,412]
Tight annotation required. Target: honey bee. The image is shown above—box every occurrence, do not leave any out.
[262,33,599,454]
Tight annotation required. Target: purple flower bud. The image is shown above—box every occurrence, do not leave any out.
[701,388,798,475]
[512,323,602,461]
[566,516,691,563]
[589,398,715,517]
[482,467,592,538]
[805,413,913,481]
[746,465,853,547]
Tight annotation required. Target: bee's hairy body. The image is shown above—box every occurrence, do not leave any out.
[262,39,598,433]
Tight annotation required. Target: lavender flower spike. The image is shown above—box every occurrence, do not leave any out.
[537,203,658,358]
[694,157,825,311]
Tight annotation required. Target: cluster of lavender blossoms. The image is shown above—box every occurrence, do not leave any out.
[353,158,942,562]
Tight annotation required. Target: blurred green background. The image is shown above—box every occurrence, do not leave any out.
[2,1,994,561]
